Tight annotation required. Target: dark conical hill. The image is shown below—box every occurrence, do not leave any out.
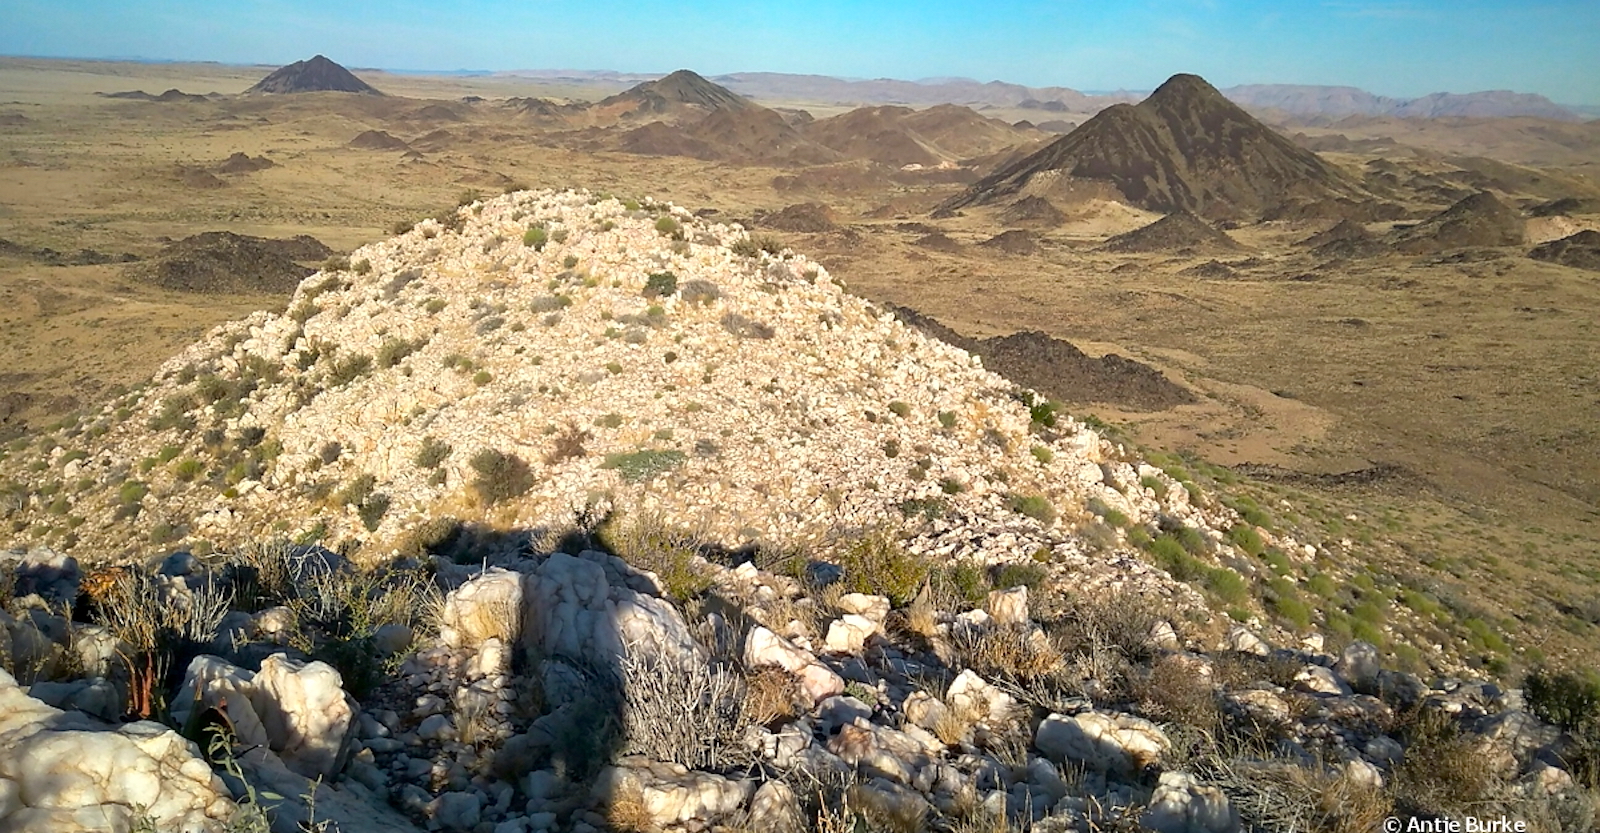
[1101,209,1243,254]
[1528,229,1600,271]
[1391,191,1524,253]
[245,55,382,95]
[936,73,1364,220]
[599,69,750,115]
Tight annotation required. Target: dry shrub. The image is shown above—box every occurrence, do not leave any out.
[617,652,753,770]
[598,512,713,603]
[1204,756,1392,833]
[604,778,657,833]
[745,665,803,725]
[1389,710,1499,819]
[948,622,1063,684]
[1131,654,1220,731]
[544,422,591,465]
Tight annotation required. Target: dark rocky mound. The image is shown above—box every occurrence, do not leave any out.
[937,73,1364,220]
[102,89,210,103]
[1528,230,1600,271]
[127,232,334,294]
[758,203,836,233]
[617,122,716,160]
[1529,197,1600,218]
[890,306,1196,411]
[979,230,1039,255]
[246,55,382,95]
[598,70,749,115]
[913,232,963,253]
[349,130,411,151]
[0,238,138,266]
[0,113,28,126]
[214,152,275,174]
[999,196,1066,228]
[1299,218,1371,248]
[1101,209,1243,255]
[171,165,225,189]
[1037,120,1076,133]
[1391,191,1524,254]
[1179,260,1238,279]
[1301,218,1389,259]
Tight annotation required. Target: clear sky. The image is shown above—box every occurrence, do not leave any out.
[5,0,1598,104]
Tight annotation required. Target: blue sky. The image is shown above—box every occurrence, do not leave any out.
[5,0,1598,103]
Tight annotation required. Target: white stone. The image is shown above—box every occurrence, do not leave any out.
[1225,626,1269,655]
[1140,771,1240,833]
[984,586,1029,626]
[744,625,843,703]
[249,653,359,779]
[1334,642,1382,693]
[428,791,483,832]
[594,759,752,827]
[836,593,890,623]
[945,669,1013,723]
[823,614,877,654]
[439,568,523,650]
[1035,711,1169,775]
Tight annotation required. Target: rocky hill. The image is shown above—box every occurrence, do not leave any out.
[0,190,1594,833]
[1223,84,1579,121]
[1391,191,1526,253]
[245,55,383,95]
[596,70,751,119]
[935,73,1368,221]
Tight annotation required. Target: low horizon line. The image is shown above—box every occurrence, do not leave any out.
[5,52,1596,109]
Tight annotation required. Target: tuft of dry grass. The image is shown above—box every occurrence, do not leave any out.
[745,665,804,725]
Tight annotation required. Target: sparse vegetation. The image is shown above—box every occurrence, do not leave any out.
[467,448,534,505]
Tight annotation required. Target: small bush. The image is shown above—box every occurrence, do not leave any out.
[1141,475,1168,499]
[601,449,687,484]
[837,532,927,606]
[338,473,377,508]
[357,493,390,531]
[1007,493,1056,525]
[1030,444,1054,465]
[472,370,493,386]
[643,271,678,298]
[720,312,775,340]
[680,279,721,305]
[468,448,534,505]
[1151,535,1204,581]
[1204,568,1249,604]
[318,441,343,465]
[523,226,548,250]
[327,354,374,387]
[937,410,957,429]
[653,215,681,237]
[1228,523,1265,556]
[424,298,447,314]
[544,423,590,465]
[1028,398,1058,429]
[376,337,423,369]
[413,436,451,469]
[887,400,911,418]
[993,562,1047,592]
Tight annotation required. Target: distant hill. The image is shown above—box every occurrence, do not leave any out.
[596,69,750,118]
[1224,84,1579,121]
[246,55,382,95]
[1391,191,1525,253]
[937,73,1366,221]
[1101,209,1244,255]
[799,104,1034,167]
[710,72,1133,112]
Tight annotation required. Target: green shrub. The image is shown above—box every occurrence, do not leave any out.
[327,354,374,387]
[643,271,678,298]
[994,562,1047,592]
[1030,445,1054,465]
[468,448,534,505]
[601,449,687,484]
[837,532,927,606]
[376,337,423,369]
[1262,549,1292,575]
[1204,568,1249,604]
[414,436,451,469]
[1175,525,1207,555]
[424,298,447,314]
[1140,475,1168,499]
[1150,535,1204,581]
[887,400,911,418]
[654,216,681,237]
[938,477,964,495]
[937,411,957,429]
[1525,669,1600,732]
[172,457,205,482]
[523,226,548,250]
[1101,508,1130,528]
[1307,573,1337,598]
[1007,493,1056,525]
[938,561,991,607]
[472,370,493,386]
[897,497,947,520]
[357,493,390,532]
[1227,523,1265,556]
[1270,594,1313,629]
[1128,527,1154,549]
[338,474,377,507]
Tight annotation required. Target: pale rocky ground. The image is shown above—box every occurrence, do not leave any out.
[0,192,1593,832]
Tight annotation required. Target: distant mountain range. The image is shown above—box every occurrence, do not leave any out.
[487,69,1585,121]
